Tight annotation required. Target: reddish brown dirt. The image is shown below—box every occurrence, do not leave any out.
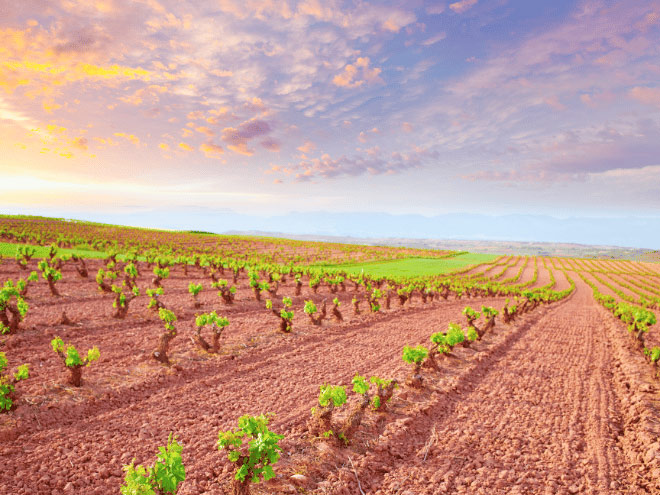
[1,259,660,494]
[459,255,508,278]
[578,269,660,350]
[517,256,537,286]
[490,256,523,282]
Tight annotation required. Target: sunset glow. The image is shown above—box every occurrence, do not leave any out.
[1,1,660,242]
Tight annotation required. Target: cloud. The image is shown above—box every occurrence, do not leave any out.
[358,127,380,143]
[273,146,438,182]
[333,57,383,88]
[449,0,478,14]
[426,5,446,15]
[194,125,215,137]
[71,137,88,150]
[178,142,193,151]
[297,140,316,153]
[630,86,660,108]
[421,32,447,46]
[260,137,281,152]
[199,142,224,159]
[113,132,140,146]
[543,95,566,111]
[221,118,273,156]
[580,91,615,108]
[461,120,660,183]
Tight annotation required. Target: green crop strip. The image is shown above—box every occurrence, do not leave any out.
[317,253,498,278]
[0,242,107,260]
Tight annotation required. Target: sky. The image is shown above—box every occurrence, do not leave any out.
[1,0,660,245]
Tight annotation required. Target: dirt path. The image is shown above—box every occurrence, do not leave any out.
[321,272,657,494]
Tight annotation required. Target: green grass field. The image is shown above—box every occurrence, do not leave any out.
[1,240,497,279]
[0,242,107,260]
[321,253,498,278]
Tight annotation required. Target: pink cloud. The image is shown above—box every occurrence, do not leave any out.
[297,140,316,153]
[580,91,616,108]
[449,0,478,14]
[199,142,224,159]
[221,118,273,156]
[276,146,439,182]
[333,57,383,88]
[543,95,566,111]
[630,86,660,108]
[421,32,447,46]
[260,137,281,152]
[462,122,660,183]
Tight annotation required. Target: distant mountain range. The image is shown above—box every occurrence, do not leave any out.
[222,231,651,258]
[215,212,660,250]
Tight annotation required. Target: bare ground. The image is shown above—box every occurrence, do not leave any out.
[1,260,660,494]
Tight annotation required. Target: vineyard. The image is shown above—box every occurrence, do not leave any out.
[1,216,660,494]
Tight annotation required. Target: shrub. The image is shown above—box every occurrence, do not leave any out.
[304,299,326,325]
[0,352,29,412]
[188,283,203,308]
[369,376,398,410]
[152,267,170,288]
[445,323,465,347]
[112,284,140,319]
[402,345,428,388]
[352,296,361,315]
[96,268,117,293]
[218,413,283,495]
[308,384,347,438]
[337,374,373,442]
[147,288,165,311]
[212,280,237,305]
[15,246,36,270]
[331,297,343,322]
[368,289,382,312]
[38,260,62,296]
[124,263,139,289]
[154,308,177,364]
[267,297,294,332]
[16,271,38,296]
[462,306,480,326]
[121,433,185,495]
[480,305,499,335]
[193,312,229,353]
[0,281,29,334]
[51,337,100,387]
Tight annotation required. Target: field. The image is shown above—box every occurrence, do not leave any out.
[1,217,660,494]
[317,253,499,278]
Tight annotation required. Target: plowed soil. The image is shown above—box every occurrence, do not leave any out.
[2,259,660,494]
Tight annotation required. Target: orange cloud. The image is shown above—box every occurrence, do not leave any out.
[42,100,62,113]
[199,142,224,158]
[194,125,214,137]
[178,142,193,151]
[114,132,140,146]
[210,69,233,77]
[187,110,204,120]
[71,137,88,150]
[297,140,316,153]
[333,57,383,88]
[333,64,361,88]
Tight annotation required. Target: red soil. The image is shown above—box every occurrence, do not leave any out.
[1,259,660,494]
